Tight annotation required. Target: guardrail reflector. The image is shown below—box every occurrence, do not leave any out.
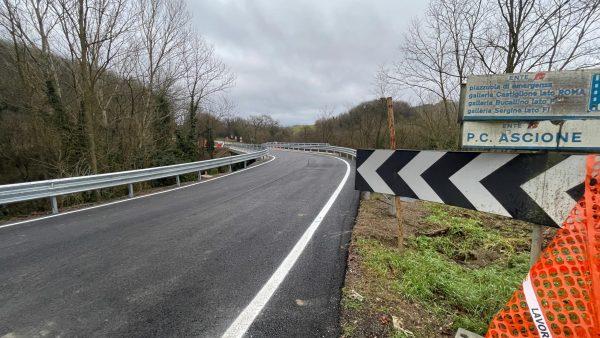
[486,154,600,337]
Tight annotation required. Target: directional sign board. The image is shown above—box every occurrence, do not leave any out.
[461,120,600,151]
[463,70,600,120]
[355,149,587,227]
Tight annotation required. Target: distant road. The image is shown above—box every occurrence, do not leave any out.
[0,149,358,337]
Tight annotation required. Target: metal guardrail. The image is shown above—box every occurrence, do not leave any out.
[264,142,330,147]
[0,144,268,214]
[266,142,357,158]
[224,142,264,154]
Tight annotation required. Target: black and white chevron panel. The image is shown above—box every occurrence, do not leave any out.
[355,149,588,227]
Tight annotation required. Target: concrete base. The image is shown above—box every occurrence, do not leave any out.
[455,328,483,338]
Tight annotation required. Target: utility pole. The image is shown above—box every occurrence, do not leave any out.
[385,97,404,249]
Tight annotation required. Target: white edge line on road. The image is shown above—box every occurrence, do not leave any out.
[0,155,277,230]
[221,155,351,338]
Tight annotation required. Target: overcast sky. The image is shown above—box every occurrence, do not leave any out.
[186,0,427,125]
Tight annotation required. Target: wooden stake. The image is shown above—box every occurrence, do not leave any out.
[385,97,404,249]
[386,97,396,147]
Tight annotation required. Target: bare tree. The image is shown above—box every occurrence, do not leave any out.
[181,35,235,153]
[475,0,600,73]
[123,0,189,166]
[51,0,132,175]
[182,36,235,117]
[384,0,486,124]
[315,105,336,143]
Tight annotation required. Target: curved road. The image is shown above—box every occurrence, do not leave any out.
[0,150,359,337]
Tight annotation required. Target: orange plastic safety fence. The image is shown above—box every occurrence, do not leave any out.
[486,155,600,337]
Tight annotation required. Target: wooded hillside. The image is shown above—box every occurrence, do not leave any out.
[0,0,240,187]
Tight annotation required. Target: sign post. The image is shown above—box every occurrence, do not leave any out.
[385,97,404,249]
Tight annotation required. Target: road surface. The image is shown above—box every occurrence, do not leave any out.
[0,149,359,337]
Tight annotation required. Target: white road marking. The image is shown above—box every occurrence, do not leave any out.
[0,156,277,230]
[449,153,516,217]
[398,151,445,203]
[221,156,351,338]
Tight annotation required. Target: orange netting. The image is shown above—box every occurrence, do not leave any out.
[486,155,600,337]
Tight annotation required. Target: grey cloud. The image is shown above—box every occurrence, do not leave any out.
[186,0,426,125]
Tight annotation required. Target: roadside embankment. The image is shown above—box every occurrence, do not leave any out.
[340,194,555,337]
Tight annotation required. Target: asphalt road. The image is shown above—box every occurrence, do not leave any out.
[0,149,359,337]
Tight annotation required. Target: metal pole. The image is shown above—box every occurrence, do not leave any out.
[243,161,247,168]
[50,196,58,214]
[176,175,181,187]
[128,183,134,198]
[530,224,543,266]
[387,195,396,216]
[198,171,202,181]
[228,164,232,173]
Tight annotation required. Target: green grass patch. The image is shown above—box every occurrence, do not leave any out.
[289,124,315,133]
[341,287,364,311]
[356,206,530,334]
[422,204,527,263]
[342,322,358,336]
[342,297,363,311]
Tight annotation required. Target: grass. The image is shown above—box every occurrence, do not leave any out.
[358,238,528,332]
[289,124,315,134]
[342,322,358,336]
[341,288,364,311]
[422,204,528,264]
[343,199,532,336]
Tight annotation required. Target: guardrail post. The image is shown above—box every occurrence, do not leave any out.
[198,171,202,181]
[243,161,247,168]
[228,164,232,173]
[128,183,134,198]
[176,175,181,187]
[50,196,58,214]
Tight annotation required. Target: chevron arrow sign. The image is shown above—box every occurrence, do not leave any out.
[355,149,588,227]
